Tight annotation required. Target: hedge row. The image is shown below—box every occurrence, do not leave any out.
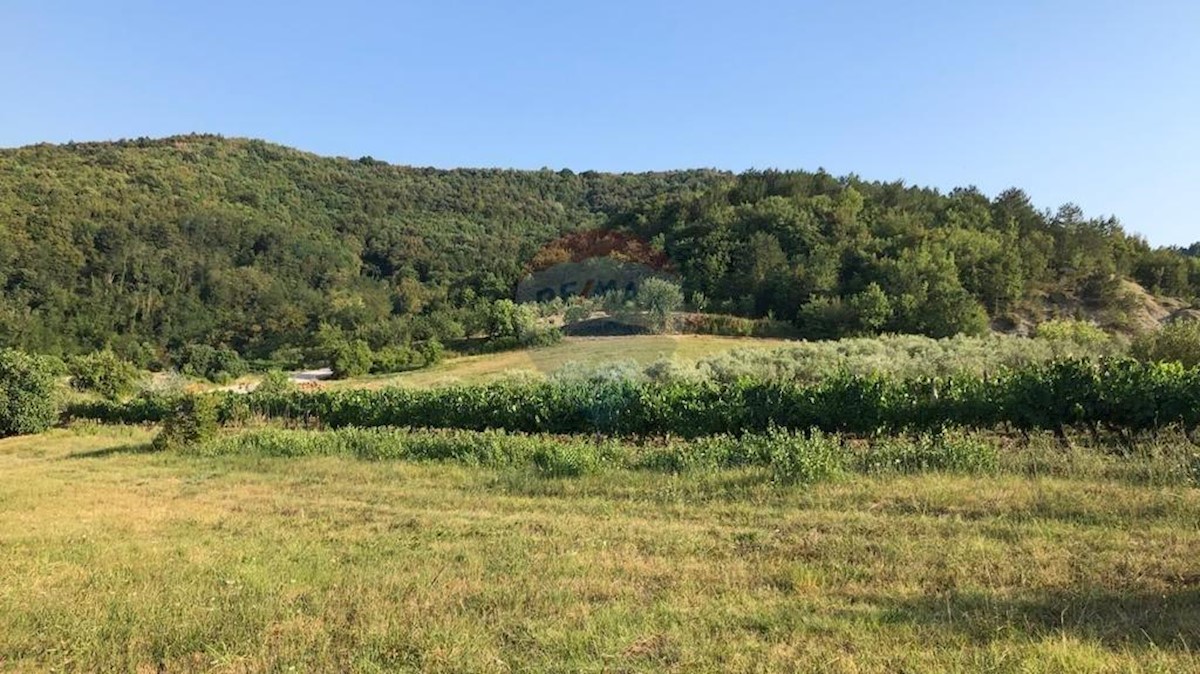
[67,359,1200,438]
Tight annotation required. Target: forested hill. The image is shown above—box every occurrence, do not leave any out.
[1,134,1196,363]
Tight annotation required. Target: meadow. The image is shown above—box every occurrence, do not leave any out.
[5,331,1200,672]
[2,424,1199,672]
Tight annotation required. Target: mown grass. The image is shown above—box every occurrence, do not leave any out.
[2,425,1199,672]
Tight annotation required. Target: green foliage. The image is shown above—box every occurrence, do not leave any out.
[371,345,422,374]
[1132,320,1200,368]
[255,370,294,396]
[860,434,998,474]
[531,442,604,478]
[330,339,374,379]
[634,278,684,333]
[758,429,848,484]
[67,350,139,401]
[485,300,530,340]
[563,304,590,324]
[1035,319,1111,347]
[185,425,998,487]
[676,313,797,338]
[76,354,1200,443]
[796,297,855,340]
[175,344,247,383]
[0,349,60,437]
[418,339,446,366]
[2,136,1193,360]
[481,300,561,349]
[151,395,219,451]
[847,283,892,334]
[675,333,1102,385]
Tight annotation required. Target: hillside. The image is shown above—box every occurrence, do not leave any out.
[1,134,1196,365]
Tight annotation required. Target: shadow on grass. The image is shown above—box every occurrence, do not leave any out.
[66,442,158,460]
[874,586,1200,651]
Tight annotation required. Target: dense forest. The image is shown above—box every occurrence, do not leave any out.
[1,134,1196,366]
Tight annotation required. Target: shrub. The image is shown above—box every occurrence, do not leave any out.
[1035,319,1117,358]
[848,283,894,334]
[68,350,139,401]
[0,349,60,437]
[564,304,591,324]
[191,426,615,476]
[418,338,446,366]
[330,339,374,379]
[1186,451,1200,488]
[758,429,848,485]
[152,395,219,451]
[796,297,855,340]
[635,278,684,333]
[1132,320,1200,368]
[255,369,295,396]
[1035,319,1109,346]
[521,326,563,348]
[372,345,422,374]
[175,344,248,383]
[486,299,539,341]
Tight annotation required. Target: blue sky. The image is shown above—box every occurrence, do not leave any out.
[3,1,1197,245]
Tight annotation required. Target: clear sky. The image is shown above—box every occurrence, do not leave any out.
[3,1,1197,245]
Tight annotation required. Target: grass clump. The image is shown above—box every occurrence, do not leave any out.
[859,433,999,475]
[757,429,848,485]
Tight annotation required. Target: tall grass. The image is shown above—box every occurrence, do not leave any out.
[186,426,1182,486]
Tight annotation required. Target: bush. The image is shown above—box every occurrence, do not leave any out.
[796,297,855,340]
[152,395,219,451]
[677,313,798,338]
[418,338,446,366]
[255,369,295,396]
[564,304,591,324]
[758,429,848,485]
[634,278,684,333]
[1035,319,1117,358]
[848,283,893,334]
[372,345,422,374]
[67,350,139,401]
[330,339,374,379]
[1132,320,1200,368]
[1035,319,1109,346]
[190,426,616,475]
[0,349,60,437]
[175,344,248,383]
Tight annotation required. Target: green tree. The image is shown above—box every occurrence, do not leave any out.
[330,339,374,379]
[847,283,892,334]
[0,349,59,437]
[635,278,684,333]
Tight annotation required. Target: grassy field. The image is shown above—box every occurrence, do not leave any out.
[2,425,1199,672]
[327,335,788,389]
